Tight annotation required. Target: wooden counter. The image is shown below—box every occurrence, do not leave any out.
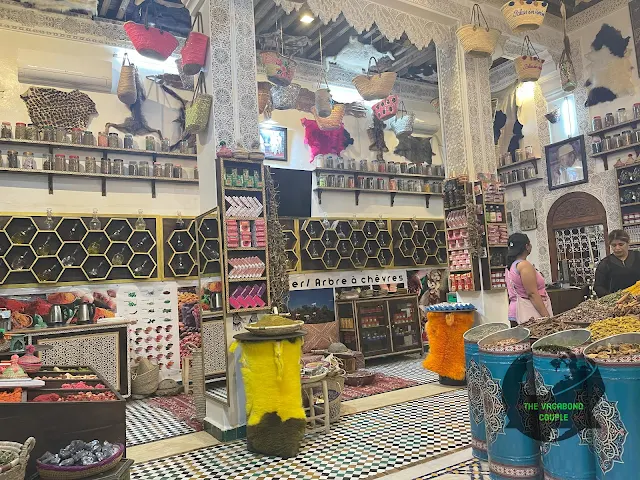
[547,287,587,315]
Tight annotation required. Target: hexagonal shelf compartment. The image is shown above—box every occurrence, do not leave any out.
[57,243,87,268]
[423,222,438,239]
[351,249,367,269]
[129,254,156,278]
[6,217,38,245]
[398,239,416,258]
[199,218,219,240]
[333,221,352,240]
[0,231,9,257]
[436,247,448,265]
[105,219,133,242]
[284,230,298,251]
[363,222,379,239]
[130,231,156,254]
[398,221,414,239]
[6,245,36,271]
[378,249,393,267]
[351,231,366,249]
[168,229,194,253]
[56,218,87,242]
[83,231,110,255]
[0,258,8,283]
[32,257,64,283]
[435,230,446,247]
[426,239,438,256]
[82,255,111,281]
[106,243,133,267]
[413,248,428,266]
[337,240,354,259]
[305,239,325,259]
[32,231,63,257]
[322,250,339,270]
[286,250,299,271]
[201,240,221,262]
[321,230,339,249]
[377,230,392,248]
[413,231,427,247]
[169,252,195,277]
[364,240,380,258]
[302,220,323,240]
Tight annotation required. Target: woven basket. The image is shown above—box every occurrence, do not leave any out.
[313,104,345,131]
[0,338,9,353]
[260,51,296,86]
[352,57,397,101]
[296,87,316,113]
[270,83,301,110]
[325,372,345,423]
[124,21,178,61]
[0,438,35,480]
[314,88,333,118]
[501,0,548,33]
[36,444,123,480]
[117,53,137,105]
[514,36,545,82]
[156,379,181,396]
[456,5,500,58]
[388,101,415,138]
[372,95,399,121]
[258,82,272,114]
[131,360,159,396]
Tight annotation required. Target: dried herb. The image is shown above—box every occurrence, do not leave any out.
[587,342,640,359]
[587,316,640,341]
[265,165,289,313]
[484,338,520,348]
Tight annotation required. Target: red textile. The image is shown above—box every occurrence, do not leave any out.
[301,118,346,161]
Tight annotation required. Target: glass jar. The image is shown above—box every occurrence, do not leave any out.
[42,153,53,171]
[635,103,640,120]
[515,148,525,162]
[193,166,198,179]
[15,123,27,140]
[146,136,156,151]
[605,112,615,127]
[129,161,138,176]
[82,131,94,146]
[100,158,110,174]
[336,175,345,188]
[108,133,119,148]
[164,162,174,178]
[42,126,55,142]
[612,134,622,149]
[622,130,633,147]
[98,132,108,147]
[7,151,19,168]
[617,108,627,124]
[26,124,37,141]
[161,138,170,152]
[113,158,124,175]
[68,155,80,172]
[54,127,67,143]
[525,145,534,158]
[22,152,35,170]
[139,161,150,177]
[124,134,134,149]
[54,154,66,171]
[1,122,11,139]
[153,163,163,177]
[71,128,83,145]
[378,160,387,173]
[592,116,603,131]
[85,157,97,173]
[180,140,189,154]
[173,165,183,178]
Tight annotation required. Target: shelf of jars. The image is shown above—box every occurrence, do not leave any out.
[616,162,640,245]
[0,211,159,287]
[216,156,270,314]
[475,180,507,290]
[588,107,640,170]
[0,138,198,198]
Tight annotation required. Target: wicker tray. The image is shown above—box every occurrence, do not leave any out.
[245,320,304,336]
[36,444,124,480]
[345,370,376,387]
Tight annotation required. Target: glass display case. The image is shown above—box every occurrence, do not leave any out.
[388,297,421,351]
[356,299,391,357]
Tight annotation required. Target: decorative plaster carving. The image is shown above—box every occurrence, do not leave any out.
[490,60,517,93]
[567,0,629,32]
[466,55,496,175]
[210,0,235,147]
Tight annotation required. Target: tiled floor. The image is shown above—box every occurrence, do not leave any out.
[366,353,439,385]
[126,399,197,447]
[130,389,471,479]
[205,379,228,403]
[414,458,490,479]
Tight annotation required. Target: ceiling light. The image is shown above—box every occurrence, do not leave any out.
[300,13,314,24]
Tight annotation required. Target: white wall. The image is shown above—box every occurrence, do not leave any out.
[0,30,201,216]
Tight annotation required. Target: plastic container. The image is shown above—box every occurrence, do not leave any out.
[464,323,509,461]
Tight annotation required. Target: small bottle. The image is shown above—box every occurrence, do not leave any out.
[135,210,146,231]
[38,262,60,281]
[111,247,127,266]
[11,224,35,244]
[193,166,199,180]
[44,208,56,230]
[111,224,128,241]
[174,254,188,275]
[87,260,106,278]
[11,251,28,270]
[61,246,80,267]
[89,209,102,230]
[133,235,150,252]
[133,258,150,276]
[67,220,81,240]
[87,240,102,255]
[36,234,54,256]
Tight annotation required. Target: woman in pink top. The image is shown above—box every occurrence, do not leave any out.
[505,233,553,327]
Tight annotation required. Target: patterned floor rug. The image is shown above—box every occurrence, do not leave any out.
[342,373,419,400]
[147,394,203,432]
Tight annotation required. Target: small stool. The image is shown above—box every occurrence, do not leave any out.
[302,378,330,434]
[181,355,192,394]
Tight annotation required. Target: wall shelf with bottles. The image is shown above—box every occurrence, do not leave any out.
[280,219,301,273]
[476,181,508,290]
[162,216,201,279]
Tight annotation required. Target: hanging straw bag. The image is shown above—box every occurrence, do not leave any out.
[181,12,209,75]
[313,104,345,131]
[558,3,576,92]
[271,83,301,110]
[124,3,178,61]
[514,36,545,82]
[501,0,548,33]
[352,57,397,101]
[372,95,399,121]
[456,4,501,58]
[314,30,333,117]
[258,81,273,114]
[260,51,296,86]
[185,72,212,134]
[117,53,137,105]
[388,101,415,138]
[296,87,316,113]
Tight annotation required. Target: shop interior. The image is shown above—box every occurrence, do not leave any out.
[0,0,640,478]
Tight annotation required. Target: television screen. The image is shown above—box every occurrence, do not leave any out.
[269,168,311,218]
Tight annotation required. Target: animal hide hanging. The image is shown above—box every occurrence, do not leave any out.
[14,0,97,15]
[257,31,311,58]
[325,36,395,74]
[584,24,635,107]
[20,87,98,129]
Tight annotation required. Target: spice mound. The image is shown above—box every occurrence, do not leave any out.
[533,344,577,354]
[521,317,571,339]
[483,338,520,348]
[587,316,640,341]
[251,315,298,327]
[587,343,640,360]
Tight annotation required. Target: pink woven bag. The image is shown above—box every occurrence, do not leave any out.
[181,12,209,75]
[372,95,399,121]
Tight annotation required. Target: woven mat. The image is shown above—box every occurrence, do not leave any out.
[341,373,418,401]
[146,394,203,432]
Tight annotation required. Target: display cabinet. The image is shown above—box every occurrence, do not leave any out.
[280,218,300,273]
[391,219,447,267]
[336,294,421,360]
[162,216,199,279]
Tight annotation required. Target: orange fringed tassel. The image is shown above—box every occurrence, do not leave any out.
[423,311,474,380]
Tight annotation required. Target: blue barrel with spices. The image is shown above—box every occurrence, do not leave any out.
[464,323,509,461]
[584,333,640,480]
[532,329,595,480]
[479,327,541,480]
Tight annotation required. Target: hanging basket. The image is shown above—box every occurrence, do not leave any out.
[315,88,333,118]
[559,49,577,92]
[270,83,301,110]
[372,95,399,121]
[181,12,209,75]
[124,22,178,61]
[313,104,345,131]
[296,87,316,113]
[501,0,548,33]
[117,53,137,105]
[456,4,501,58]
[514,36,545,82]
[260,51,297,86]
[258,81,273,114]
[388,101,415,138]
[352,57,397,101]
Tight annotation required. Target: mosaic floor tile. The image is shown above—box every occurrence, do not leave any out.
[415,459,491,479]
[366,353,439,385]
[127,399,197,447]
[206,379,228,403]
[131,389,471,479]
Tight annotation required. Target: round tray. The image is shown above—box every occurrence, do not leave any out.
[302,367,328,384]
[345,370,376,387]
[245,321,304,336]
[36,444,124,480]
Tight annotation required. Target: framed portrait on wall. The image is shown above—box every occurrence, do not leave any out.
[259,125,287,161]
[545,135,588,190]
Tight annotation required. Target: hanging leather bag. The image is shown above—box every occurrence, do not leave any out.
[117,53,138,105]
[181,12,209,75]
[185,72,212,134]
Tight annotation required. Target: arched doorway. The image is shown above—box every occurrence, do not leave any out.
[547,192,608,285]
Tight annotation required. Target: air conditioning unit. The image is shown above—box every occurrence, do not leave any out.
[17,49,112,93]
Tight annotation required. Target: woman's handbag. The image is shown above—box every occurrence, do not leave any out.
[270,83,301,110]
[388,101,415,138]
[181,12,209,75]
[185,72,212,134]
[117,53,137,105]
[124,2,178,61]
[260,51,296,86]
[125,0,192,38]
[514,295,553,325]
[372,95,399,121]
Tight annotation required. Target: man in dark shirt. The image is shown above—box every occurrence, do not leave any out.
[594,229,640,297]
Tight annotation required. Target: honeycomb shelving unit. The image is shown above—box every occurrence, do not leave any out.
[391,219,447,268]
[280,218,300,273]
[0,213,159,287]
[162,217,199,279]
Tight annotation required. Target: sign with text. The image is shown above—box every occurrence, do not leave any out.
[289,270,407,291]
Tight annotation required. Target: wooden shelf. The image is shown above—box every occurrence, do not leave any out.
[618,181,640,189]
[615,162,640,170]
[228,306,271,313]
[503,177,542,197]
[590,143,640,170]
[444,204,466,212]
[496,157,541,173]
[201,311,224,319]
[588,118,640,137]
[620,201,640,208]
[313,187,442,207]
[314,167,445,181]
[227,246,266,251]
[223,186,263,193]
[0,137,197,159]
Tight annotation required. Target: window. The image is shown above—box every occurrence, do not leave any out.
[548,94,578,143]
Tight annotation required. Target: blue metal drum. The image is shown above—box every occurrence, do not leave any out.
[584,333,640,480]
[464,323,509,461]
[479,327,542,480]
[532,329,595,480]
